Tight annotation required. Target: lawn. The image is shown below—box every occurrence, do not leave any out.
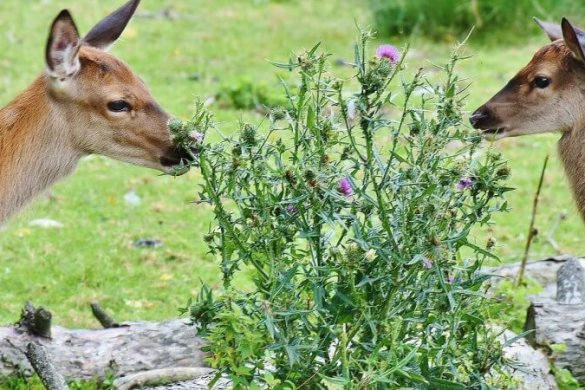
[0,0,582,329]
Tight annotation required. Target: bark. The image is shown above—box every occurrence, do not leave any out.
[89,302,122,329]
[25,343,69,390]
[556,258,585,304]
[17,301,53,338]
[524,300,585,384]
[113,367,214,390]
[488,256,585,385]
[521,257,585,385]
[0,319,207,380]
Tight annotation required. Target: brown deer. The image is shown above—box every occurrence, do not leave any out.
[0,0,193,225]
[470,18,585,221]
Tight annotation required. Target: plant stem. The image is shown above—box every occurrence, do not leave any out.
[517,155,549,287]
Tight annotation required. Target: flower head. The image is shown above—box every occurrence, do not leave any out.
[189,131,205,144]
[286,204,298,216]
[422,257,433,269]
[456,177,474,191]
[376,44,400,64]
[338,177,353,197]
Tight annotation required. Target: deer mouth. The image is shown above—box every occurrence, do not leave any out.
[480,127,508,140]
[160,146,199,173]
[481,128,507,135]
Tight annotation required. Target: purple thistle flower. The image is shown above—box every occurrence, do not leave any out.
[338,177,353,197]
[422,257,433,269]
[376,44,400,64]
[286,204,298,216]
[457,177,474,191]
[189,131,205,144]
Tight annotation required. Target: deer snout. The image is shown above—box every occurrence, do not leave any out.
[469,106,507,138]
[469,107,490,129]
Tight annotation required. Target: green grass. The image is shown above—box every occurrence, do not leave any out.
[0,0,582,332]
[370,0,585,43]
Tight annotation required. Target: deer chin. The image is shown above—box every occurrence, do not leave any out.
[480,127,509,141]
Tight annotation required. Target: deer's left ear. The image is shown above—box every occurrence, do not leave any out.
[83,0,141,50]
[562,17,585,63]
[45,10,81,79]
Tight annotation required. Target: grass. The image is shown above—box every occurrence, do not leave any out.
[370,0,585,43]
[0,0,582,334]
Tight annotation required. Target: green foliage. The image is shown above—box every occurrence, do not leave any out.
[187,30,514,388]
[0,374,112,390]
[489,278,542,334]
[552,365,582,390]
[2,0,585,330]
[370,0,585,42]
[219,78,290,111]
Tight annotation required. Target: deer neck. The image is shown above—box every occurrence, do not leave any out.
[558,128,585,220]
[0,76,83,224]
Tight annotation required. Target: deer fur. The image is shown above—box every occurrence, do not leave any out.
[471,18,585,221]
[0,0,192,225]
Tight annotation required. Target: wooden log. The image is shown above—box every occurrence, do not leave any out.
[556,258,585,304]
[0,319,207,381]
[25,343,69,390]
[90,302,123,329]
[17,301,53,338]
[524,258,585,385]
[488,255,585,288]
[524,300,585,384]
[113,367,214,390]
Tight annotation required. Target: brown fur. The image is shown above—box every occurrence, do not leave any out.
[0,3,187,225]
[472,20,585,221]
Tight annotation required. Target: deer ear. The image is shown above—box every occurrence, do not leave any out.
[562,18,585,63]
[83,0,141,50]
[46,10,81,79]
[534,18,562,41]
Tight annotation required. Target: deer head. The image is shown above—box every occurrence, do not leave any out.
[470,18,585,140]
[44,0,192,171]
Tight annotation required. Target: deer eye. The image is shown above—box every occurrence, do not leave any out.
[533,76,551,89]
[107,100,131,112]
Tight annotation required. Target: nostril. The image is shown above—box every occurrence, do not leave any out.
[469,109,487,128]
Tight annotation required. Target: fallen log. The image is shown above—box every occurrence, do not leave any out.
[114,367,215,390]
[0,312,207,380]
[524,258,585,385]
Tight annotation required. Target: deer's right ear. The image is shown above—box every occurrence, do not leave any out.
[83,0,141,51]
[45,10,81,80]
[562,18,585,64]
[534,18,562,41]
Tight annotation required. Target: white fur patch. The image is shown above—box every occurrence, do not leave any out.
[47,34,80,79]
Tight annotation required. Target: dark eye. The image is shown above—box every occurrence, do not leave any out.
[533,76,551,89]
[107,100,131,112]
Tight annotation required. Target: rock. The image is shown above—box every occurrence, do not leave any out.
[29,219,64,229]
[132,239,163,248]
[123,190,141,206]
[500,329,557,389]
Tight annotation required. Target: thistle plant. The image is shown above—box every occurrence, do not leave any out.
[187,31,513,389]
[167,100,210,176]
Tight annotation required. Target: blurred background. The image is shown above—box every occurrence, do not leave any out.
[0,0,583,327]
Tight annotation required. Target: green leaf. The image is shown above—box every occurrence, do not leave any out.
[318,374,349,386]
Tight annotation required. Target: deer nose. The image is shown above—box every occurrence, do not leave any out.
[469,108,488,128]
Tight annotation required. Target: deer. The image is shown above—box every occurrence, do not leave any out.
[0,0,194,225]
[470,18,585,222]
